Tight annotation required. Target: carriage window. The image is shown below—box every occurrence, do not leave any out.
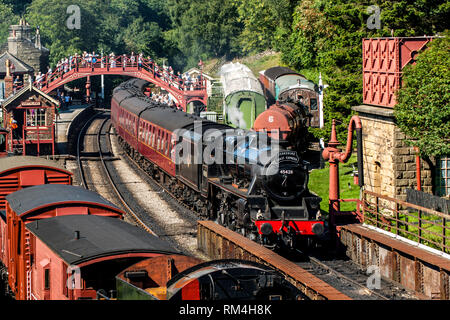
[157,129,161,150]
[152,127,156,146]
[44,268,50,290]
[164,132,169,154]
[149,125,152,145]
[168,136,172,155]
[310,98,318,111]
[164,132,168,153]
[26,108,46,126]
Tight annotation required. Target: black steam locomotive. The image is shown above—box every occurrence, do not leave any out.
[111,79,324,250]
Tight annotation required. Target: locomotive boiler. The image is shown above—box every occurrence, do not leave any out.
[253,101,311,154]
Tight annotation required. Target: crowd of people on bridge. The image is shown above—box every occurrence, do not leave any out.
[30,51,205,92]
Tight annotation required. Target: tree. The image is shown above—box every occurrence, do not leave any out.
[24,0,172,67]
[166,0,243,68]
[1,0,32,15]
[25,0,107,65]
[281,0,449,144]
[0,1,18,44]
[394,34,450,157]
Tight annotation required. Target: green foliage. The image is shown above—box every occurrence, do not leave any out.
[22,0,173,67]
[281,0,449,144]
[0,1,18,44]
[394,33,450,157]
[166,0,243,68]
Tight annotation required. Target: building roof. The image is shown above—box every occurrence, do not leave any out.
[26,215,179,265]
[185,67,215,81]
[5,184,123,217]
[0,155,70,175]
[1,83,59,110]
[0,51,34,75]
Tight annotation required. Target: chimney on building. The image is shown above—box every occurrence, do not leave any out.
[4,59,14,98]
[35,27,41,50]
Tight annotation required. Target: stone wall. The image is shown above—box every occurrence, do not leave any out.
[5,23,49,75]
[12,39,48,75]
[353,105,433,200]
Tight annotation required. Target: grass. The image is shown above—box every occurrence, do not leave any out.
[235,51,282,76]
[364,205,450,253]
[308,154,361,215]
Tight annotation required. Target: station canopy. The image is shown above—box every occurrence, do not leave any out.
[219,62,264,99]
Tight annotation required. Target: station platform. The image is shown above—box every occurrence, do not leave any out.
[54,103,91,154]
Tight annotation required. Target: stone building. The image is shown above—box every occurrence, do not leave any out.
[352,37,449,201]
[0,18,49,75]
[353,105,435,201]
[0,19,49,101]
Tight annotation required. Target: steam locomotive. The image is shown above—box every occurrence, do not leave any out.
[111,79,324,251]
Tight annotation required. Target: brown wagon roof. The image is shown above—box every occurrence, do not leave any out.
[0,155,70,175]
[6,184,123,217]
[26,215,179,265]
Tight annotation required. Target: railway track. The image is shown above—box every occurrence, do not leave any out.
[96,117,157,235]
[74,110,203,257]
[75,111,156,235]
[294,253,418,300]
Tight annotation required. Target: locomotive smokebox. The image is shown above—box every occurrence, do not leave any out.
[261,150,309,202]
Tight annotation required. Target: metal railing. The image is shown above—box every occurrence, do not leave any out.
[32,54,207,92]
[362,190,450,253]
